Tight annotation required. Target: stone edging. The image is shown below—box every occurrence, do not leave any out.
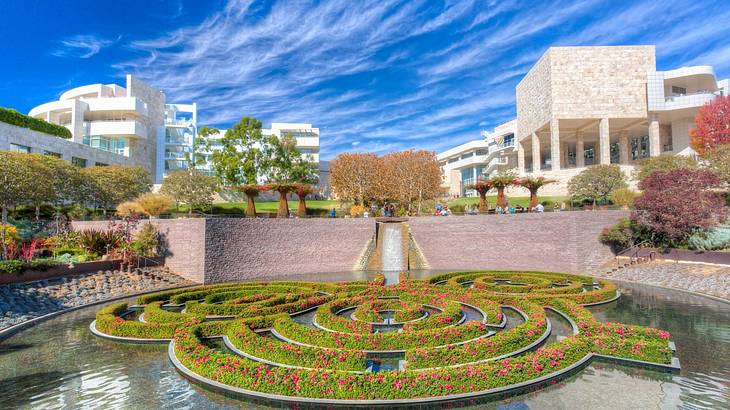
[0,284,196,343]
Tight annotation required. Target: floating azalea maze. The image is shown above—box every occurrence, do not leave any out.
[91,271,679,405]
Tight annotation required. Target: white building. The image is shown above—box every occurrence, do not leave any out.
[26,75,196,183]
[438,46,729,196]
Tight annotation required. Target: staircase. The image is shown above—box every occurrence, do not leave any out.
[601,240,657,276]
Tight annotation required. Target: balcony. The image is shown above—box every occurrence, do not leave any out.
[295,136,319,148]
[85,120,147,139]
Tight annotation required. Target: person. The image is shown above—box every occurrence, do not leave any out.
[508,206,516,214]
[553,203,560,212]
[515,205,523,213]
[363,211,369,218]
[535,203,545,213]
[330,208,336,218]
[495,205,503,214]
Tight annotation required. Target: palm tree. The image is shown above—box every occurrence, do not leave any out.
[466,179,493,213]
[294,183,315,218]
[516,176,555,209]
[488,171,517,208]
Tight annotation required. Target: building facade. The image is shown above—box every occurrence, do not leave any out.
[439,45,729,196]
[26,75,197,183]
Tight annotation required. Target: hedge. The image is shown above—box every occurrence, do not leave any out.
[0,107,72,139]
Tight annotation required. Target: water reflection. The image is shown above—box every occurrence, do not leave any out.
[0,277,727,409]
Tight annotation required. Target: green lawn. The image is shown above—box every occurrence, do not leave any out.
[191,199,339,214]
[445,195,569,209]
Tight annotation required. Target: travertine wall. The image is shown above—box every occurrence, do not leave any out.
[127,75,164,179]
[409,211,628,274]
[516,46,656,140]
[0,122,135,167]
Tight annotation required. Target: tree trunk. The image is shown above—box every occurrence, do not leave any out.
[496,187,507,208]
[297,195,307,218]
[529,189,539,209]
[277,190,289,218]
[188,207,192,217]
[246,195,257,218]
[35,205,41,221]
[478,192,486,212]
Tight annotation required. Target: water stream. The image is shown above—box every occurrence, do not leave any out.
[380,223,405,272]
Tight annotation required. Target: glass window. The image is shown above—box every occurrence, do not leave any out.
[95,162,108,167]
[475,149,488,156]
[447,157,458,164]
[71,157,87,168]
[10,143,31,153]
[503,134,514,147]
[671,86,687,95]
[44,150,61,158]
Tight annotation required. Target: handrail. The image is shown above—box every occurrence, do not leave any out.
[615,239,651,258]
[136,255,161,269]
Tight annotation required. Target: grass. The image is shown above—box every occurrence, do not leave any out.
[445,195,569,209]
[177,200,340,214]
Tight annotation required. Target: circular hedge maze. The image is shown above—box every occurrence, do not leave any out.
[91,271,679,405]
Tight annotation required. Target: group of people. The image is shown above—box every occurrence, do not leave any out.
[434,203,452,216]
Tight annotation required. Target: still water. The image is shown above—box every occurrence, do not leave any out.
[0,277,728,409]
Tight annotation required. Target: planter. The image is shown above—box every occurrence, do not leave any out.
[0,259,123,285]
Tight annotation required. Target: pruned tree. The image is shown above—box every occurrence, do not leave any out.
[293,183,315,217]
[690,95,730,155]
[466,180,493,213]
[268,182,296,218]
[488,171,517,208]
[0,152,35,259]
[567,165,627,206]
[515,176,555,209]
[382,150,442,215]
[161,169,220,216]
[633,168,726,245]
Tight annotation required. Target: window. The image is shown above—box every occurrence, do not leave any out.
[502,134,515,147]
[71,157,87,168]
[447,157,459,164]
[631,136,650,160]
[95,162,108,167]
[671,86,687,96]
[475,149,488,156]
[44,150,61,158]
[9,143,31,153]
[83,135,127,155]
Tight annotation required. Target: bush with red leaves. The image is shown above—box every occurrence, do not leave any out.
[632,168,727,245]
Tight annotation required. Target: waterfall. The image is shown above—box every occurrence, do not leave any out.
[381,223,405,272]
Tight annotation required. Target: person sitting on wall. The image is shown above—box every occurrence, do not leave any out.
[535,203,545,213]
[515,205,524,213]
[495,205,503,214]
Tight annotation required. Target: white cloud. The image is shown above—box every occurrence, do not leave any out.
[52,34,120,59]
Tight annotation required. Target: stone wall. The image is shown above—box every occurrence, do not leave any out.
[203,218,373,283]
[0,122,135,167]
[516,51,553,141]
[408,211,628,274]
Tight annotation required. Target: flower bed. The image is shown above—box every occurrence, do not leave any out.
[92,270,678,403]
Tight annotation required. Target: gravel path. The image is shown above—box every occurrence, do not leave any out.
[0,268,194,331]
[597,261,730,300]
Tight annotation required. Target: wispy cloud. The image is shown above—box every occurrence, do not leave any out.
[52,34,120,59]
[111,0,729,158]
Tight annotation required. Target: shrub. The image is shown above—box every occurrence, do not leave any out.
[599,218,636,252]
[131,223,159,257]
[349,204,364,217]
[634,155,698,182]
[688,225,730,251]
[633,168,727,245]
[610,188,638,209]
[690,95,730,155]
[0,260,24,274]
[135,193,173,217]
[79,229,120,256]
[116,201,145,217]
[0,107,72,139]
[568,165,627,205]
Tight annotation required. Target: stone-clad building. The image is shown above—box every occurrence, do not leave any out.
[438,45,729,196]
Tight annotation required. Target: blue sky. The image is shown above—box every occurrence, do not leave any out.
[1,0,729,159]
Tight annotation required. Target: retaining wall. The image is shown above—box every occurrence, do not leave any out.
[408,211,628,274]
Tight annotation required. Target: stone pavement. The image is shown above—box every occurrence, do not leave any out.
[0,268,194,331]
[597,261,730,300]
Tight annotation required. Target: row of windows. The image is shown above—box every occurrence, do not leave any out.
[83,135,126,155]
[7,143,108,168]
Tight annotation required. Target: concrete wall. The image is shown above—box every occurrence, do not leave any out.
[408,211,628,274]
[0,122,135,167]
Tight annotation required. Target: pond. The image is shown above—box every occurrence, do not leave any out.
[0,276,727,409]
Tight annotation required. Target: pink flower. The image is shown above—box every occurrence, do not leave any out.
[393,380,403,390]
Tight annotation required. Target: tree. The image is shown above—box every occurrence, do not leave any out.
[293,183,315,217]
[634,155,698,182]
[466,180,493,213]
[703,143,730,187]
[690,95,730,155]
[135,193,173,218]
[21,154,55,221]
[515,176,555,209]
[633,168,726,245]
[488,171,517,208]
[268,182,296,218]
[209,117,269,217]
[0,152,34,259]
[193,126,220,170]
[161,170,220,216]
[568,165,628,206]
[265,134,318,218]
[82,166,151,214]
[116,201,145,217]
[382,150,442,215]
[330,153,383,205]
